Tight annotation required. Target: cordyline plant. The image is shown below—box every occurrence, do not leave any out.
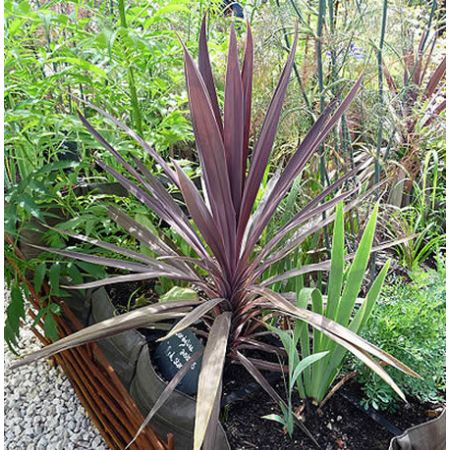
[12,19,419,449]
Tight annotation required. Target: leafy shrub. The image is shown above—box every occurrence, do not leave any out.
[355,263,445,410]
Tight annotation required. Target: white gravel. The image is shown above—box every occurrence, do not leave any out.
[4,324,109,450]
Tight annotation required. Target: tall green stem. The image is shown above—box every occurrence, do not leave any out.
[118,0,143,136]
[374,0,388,186]
[327,0,341,182]
[371,0,388,280]
[316,0,329,187]
[317,0,330,254]
[276,0,313,116]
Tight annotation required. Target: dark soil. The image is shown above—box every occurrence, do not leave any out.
[105,279,158,313]
[104,281,444,450]
[222,366,443,450]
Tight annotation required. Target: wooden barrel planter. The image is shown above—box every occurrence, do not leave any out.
[8,246,173,450]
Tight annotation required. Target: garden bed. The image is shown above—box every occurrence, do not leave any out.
[5,3,446,450]
[223,371,443,450]
[95,279,445,450]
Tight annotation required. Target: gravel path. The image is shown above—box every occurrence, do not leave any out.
[4,324,109,450]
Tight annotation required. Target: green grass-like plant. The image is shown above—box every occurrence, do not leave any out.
[288,203,392,403]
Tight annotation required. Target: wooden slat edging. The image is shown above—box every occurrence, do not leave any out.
[6,246,170,450]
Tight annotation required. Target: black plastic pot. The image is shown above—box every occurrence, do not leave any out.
[88,288,147,389]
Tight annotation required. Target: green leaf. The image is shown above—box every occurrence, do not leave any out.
[261,414,286,426]
[325,202,345,320]
[318,260,392,400]
[292,351,328,386]
[32,308,46,328]
[352,260,391,333]
[44,311,59,342]
[18,193,44,220]
[66,263,83,285]
[49,263,61,296]
[33,262,47,293]
[160,286,198,302]
[336,204,379,326]
[75,261,106,278]
[47,57,106,78]
[5,282,26,348]
[49,303,61,315]
[311,289,323,353]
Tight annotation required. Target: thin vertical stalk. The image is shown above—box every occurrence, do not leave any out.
[276,0,313,116]
[374,0,388,186]
[316,0,331,254]
[327,0,337,86]
[371,0,388,280]
[420,0,437,53]
[327,0,340,182]
[316,0,329,186]
[316,0,326,114]
[118,0,143,136]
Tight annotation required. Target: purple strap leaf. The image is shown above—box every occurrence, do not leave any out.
[261,235,416,287]
[64,271,199,290]
[241,22,253,185]
[174,161,230,274]
[160,297,226,341]
[223,23,245,211]
[241,76,363,259]
[107,206,177,256]
[11,300,201,369]
[78,110,197,246]
[424,56,446,99]
[28,244,165,274]
[41,224,160,265]
[97,159,207,258]
[73,96,178,185]
[238,27,299,243]
[256,181,388,277]
[182,41,237,263]
[194,312,231,450]
[199,15,223,135]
